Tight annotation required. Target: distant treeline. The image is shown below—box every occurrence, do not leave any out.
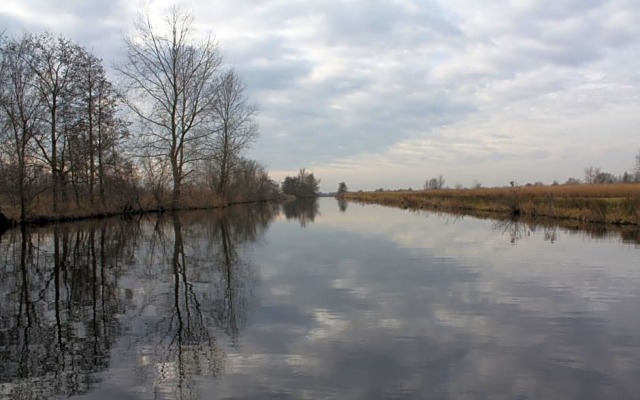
[0,7,280,224]
[281,169,321,198]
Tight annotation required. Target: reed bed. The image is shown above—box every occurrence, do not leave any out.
[343,184,640,225]
[0,187,279,229]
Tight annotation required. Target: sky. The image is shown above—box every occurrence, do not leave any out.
[1,0,640,192]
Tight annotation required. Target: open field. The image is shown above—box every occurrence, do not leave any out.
[343,184,640,225]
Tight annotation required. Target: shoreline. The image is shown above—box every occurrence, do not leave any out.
[0,197,283,234]
[342,184,640,226]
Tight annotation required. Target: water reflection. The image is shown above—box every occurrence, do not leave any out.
[336,197,348,213]
[281,199,320,227]
[1,199,639,399]
[0,203,278,399]
[492,217,560,244]
[220,200,640,399]
[483,214,640,245]
[0,221,132,398]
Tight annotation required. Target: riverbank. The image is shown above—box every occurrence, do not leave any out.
[0,195,285,233]
[342,184,640,225]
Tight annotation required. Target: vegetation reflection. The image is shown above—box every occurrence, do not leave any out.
[491,215,640,245]
[0,203,278,399]
[0,221,131,398]
[337,197,348,213]
[281,199,320,227]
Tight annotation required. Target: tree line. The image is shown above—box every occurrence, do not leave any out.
[0,7,279,223]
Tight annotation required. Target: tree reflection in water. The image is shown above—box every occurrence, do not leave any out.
[491,215,640,245]
[492,218,532,245]
[0,221,131,398]
[281,198,320,227]
[0,202,278,399]
[337,197,348,213]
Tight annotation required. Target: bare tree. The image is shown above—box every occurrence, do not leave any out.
[210,69,258,200]
[584,166,601,184]
[115,6,223,209]
[229,158,277,201]
[69,49,127,209]
[23,33,82,213]
[424,174,445,190]
[0,34,47,220]
[1,33,134,218]
[140,148,172,207]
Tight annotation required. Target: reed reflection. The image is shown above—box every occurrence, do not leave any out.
[490,215,640,245]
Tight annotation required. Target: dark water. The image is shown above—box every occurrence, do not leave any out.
[1,198,640,399]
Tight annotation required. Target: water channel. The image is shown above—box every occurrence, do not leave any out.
[1,198,639,399]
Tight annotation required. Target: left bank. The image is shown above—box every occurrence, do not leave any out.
[0,197,286,233]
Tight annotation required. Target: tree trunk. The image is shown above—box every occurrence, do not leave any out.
[51,105,59,214]
[97,121,105,210]
[88,99,95,207]
[218,151,228,200]
[171,159,181,210]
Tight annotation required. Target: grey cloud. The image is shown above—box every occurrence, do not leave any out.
[0,0,133,63]
[4,0,640,187]
[316,0,462,48]
[239,58,312,93]
[0,13,24,32]
[252,81,473,169]
[517,0,607,21]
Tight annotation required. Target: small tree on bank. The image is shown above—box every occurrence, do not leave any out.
[337,182,348,196]
[424,175,445,190]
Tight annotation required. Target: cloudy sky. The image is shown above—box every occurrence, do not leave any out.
[2,0,640,191]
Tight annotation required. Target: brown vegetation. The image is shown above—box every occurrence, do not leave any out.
[344,184,640,225]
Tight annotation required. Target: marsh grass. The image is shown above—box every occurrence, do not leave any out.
[344,184,640,225]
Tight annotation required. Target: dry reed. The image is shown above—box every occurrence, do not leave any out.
[344,184,640,225]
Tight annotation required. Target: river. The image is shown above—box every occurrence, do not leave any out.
[0,198,639,399]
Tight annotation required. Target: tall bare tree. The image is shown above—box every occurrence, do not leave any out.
[210,69,258,200]
[115,6,223,209]
[23,33,80,213]
[0,34,46,220]
[69,50,127,209]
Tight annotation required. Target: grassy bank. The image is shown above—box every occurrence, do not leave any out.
[0,189,285,231]
[343,184,640,225]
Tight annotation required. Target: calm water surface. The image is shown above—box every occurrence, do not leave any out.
[1,198,639,399]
